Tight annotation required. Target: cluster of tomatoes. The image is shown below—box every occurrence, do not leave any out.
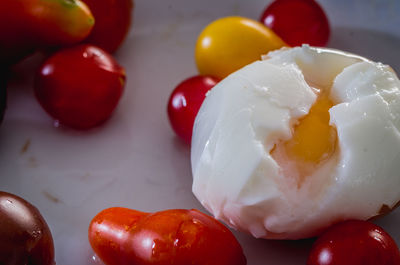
[4,190,399,265]
[163,0,400,265]
[1,0,399,265]
[0,0,132,129]
[167,0,330,144]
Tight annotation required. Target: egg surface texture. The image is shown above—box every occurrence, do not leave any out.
[191,45,400,239]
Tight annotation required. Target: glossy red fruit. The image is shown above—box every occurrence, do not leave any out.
[260,0,330,47]
[307,220,400,265]
[89,208,247,265]
[167,75,220,144]
[35,44,125,129]
[82,0,134,53]
[0,0,94,66]
[0,191,55,265]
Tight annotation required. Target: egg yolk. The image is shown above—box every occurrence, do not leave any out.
[271,93,337,186]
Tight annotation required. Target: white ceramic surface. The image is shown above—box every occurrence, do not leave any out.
[1,0,399,264]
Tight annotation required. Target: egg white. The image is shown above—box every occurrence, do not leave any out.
[191,45,400,239]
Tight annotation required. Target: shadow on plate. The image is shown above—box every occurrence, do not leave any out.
[236,232,315,265]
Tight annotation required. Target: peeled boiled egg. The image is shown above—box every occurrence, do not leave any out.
[191,45,400,239]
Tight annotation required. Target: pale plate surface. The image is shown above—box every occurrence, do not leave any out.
[1,0,400,264]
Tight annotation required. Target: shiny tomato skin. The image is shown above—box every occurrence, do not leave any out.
[307,220,400,265]
[0,0,94,65]
[195,16,286,79]
[88,207,146,265]
[260,0,330,47]
[89,208,247,265]
[0,191,55,265]
[167,76,220,144]
[82,0,134,53]
[34,44,125,129]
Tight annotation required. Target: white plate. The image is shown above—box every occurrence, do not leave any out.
[1,0,400,264]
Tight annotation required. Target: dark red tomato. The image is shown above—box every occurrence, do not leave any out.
[307,220,400,265]
[0,191,55,265]
[82,0,134,53]
[260,0,330,47]
[35,44,125,129]
[89,208,247,265]
[167,75,220,144]
[0,70,7,123]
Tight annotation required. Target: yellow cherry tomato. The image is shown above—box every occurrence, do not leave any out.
[195,16,287,79]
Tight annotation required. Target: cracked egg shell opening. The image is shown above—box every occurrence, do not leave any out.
[191,45,400,239]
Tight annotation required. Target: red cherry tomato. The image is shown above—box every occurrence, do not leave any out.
[81,0,134,53]
[34,44,125,129]
[260,0,330,47]
[167,75,220,144]
[307,220,400,265]
[88,208,247,265]
[0,0,94,65]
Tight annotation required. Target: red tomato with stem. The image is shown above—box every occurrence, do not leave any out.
[88,208,247,265]
[81,0,134,53]
[34,44,126,129]
[167,75,220,144]
[307,220,400,265]
[260,0,330,47]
